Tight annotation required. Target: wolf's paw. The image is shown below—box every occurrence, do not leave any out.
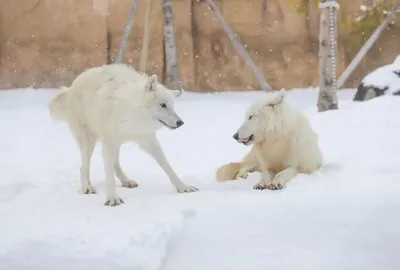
[265,182,284,190]
[121,180,139,188]
[176,185,199,193]
[236,169,249,179]
[82,184,97,194]
[104,196,125,207]
[253,182,268,190]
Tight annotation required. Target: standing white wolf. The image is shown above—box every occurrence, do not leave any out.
[216,90,322,190]
[48,63,198,206]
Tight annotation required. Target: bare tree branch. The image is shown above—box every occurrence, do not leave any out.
[115,0,139,64]
[200,0,272,91]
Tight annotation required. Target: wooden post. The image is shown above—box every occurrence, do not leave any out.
[115,0,140,64]
[162,0,181,90]
[200,0,272,91]
[140,0,153,72]
[317,0,339,112]
[337,6,400,88]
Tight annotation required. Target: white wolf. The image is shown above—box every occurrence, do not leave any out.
[48,63,198,206]
[216,90,322,190]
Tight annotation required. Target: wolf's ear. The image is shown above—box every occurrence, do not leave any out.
[270,89,286,105]
[170,89,183,98]
[145,74,158,92]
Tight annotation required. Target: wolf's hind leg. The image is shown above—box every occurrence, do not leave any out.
[69,123,97,194]
[102,142,124,206]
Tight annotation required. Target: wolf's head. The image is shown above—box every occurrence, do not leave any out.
[233,89,286,145]
[143,74,184,130]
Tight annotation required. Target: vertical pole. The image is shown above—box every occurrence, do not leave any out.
[317,0,339,112]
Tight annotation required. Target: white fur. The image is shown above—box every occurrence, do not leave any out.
[216,90,323,190]
[48,63,198,206]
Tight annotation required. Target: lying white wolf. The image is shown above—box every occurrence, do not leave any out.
[216,90,322,190]
[48,64,198,206]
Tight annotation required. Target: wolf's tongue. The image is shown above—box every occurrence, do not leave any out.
[238,138,248,143]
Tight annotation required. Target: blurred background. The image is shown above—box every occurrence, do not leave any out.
[0,0,399,91]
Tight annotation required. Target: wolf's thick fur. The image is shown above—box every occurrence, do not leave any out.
[216,90,322,190]
[48,63,198,206]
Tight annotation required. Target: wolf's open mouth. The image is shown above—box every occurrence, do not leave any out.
[158,120,177,130]
[238,135,253,144]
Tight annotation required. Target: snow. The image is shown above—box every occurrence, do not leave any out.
[361,59,400,94]
[1,87,400,270]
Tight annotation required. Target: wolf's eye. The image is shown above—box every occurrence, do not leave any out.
[248,116,253,120]
[160,103,166,108]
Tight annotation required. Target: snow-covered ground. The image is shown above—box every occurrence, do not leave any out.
[1,87,399,270]
[361,57,400,94]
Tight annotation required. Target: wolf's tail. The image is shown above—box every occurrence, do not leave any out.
[48,86,69,122]
[216,162,242,182]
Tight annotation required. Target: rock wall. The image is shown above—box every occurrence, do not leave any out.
[0,0,399,91]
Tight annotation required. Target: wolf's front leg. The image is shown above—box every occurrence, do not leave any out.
[253,170,274,190]
[236,163,260,179]
[139,136,198,193]
[102,142,124,206]
[239,146,260,179]
[115,146,138,188]
[267,167,298,190]
[253,146,273,190]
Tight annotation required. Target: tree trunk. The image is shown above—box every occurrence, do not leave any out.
[114,0,139,64]
[202,0,272,91]
[337,7,399,88]
[317,0,339,112]
[162,0,181,90]
[140,0,153,72]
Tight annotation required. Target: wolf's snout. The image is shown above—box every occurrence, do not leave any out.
[233,133,239,140]
[176,120,184,127]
